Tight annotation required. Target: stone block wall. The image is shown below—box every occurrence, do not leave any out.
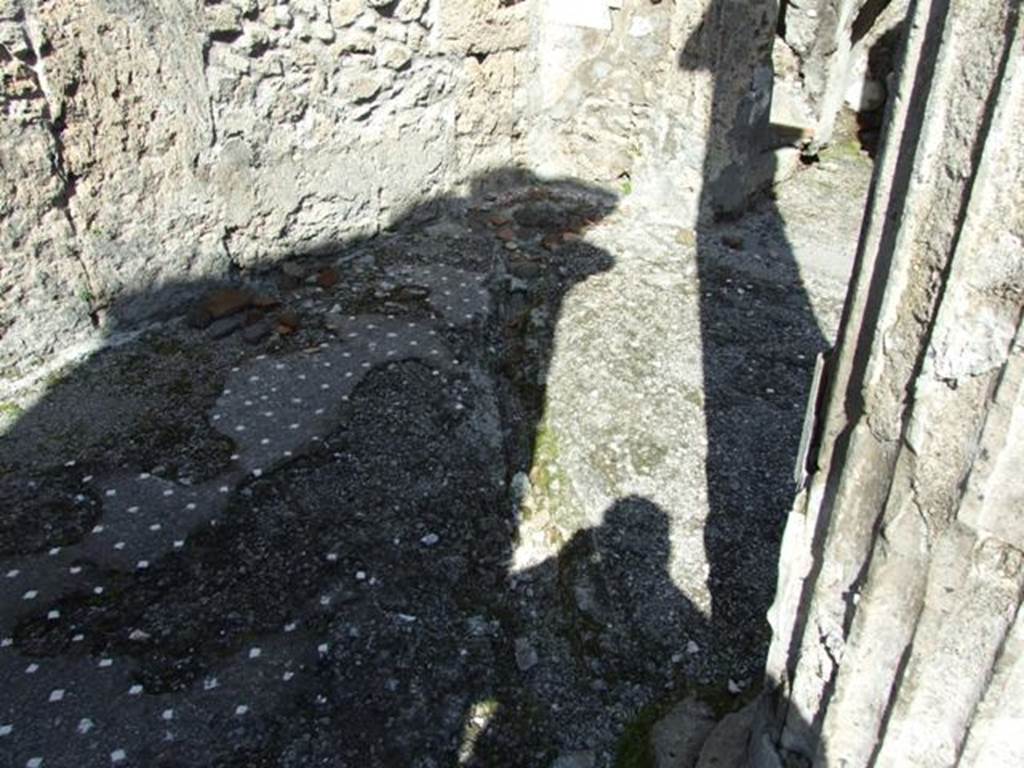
[1,0,530,381]
[742,0,1024,764]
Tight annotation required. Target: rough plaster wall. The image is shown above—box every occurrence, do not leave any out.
[0,0,91,386]
[0,0,529,381]
[750,0,1024,765]
[2,0,878,381]
[525,0,778,222]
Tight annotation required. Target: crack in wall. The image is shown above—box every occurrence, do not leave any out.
[21,1,100,323]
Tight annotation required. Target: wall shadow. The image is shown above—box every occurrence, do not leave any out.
[0,168,636,766]
[0,150,761,766]
[855,23,906,158]
[680,1,832,765]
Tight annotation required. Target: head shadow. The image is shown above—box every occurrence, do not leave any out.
[463,495,723,767]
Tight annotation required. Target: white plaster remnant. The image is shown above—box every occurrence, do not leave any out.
[544,0,612,31]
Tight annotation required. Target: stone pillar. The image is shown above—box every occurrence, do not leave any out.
[777,0,861,141]
[775,0,910,146]
[741,0,1024,765]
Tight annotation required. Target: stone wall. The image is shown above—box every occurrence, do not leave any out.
[773,0,909,144]
[1,0,891,384]
[1,0,530,382]
[738,0,1024,764]
[523,0,912,212]
[525,0,778,221]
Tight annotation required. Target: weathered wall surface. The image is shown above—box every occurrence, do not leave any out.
[1,0,892,384]
[737,0,1024,765]
[526,0,778,221]
[1,0,529,382]
[774,0,909,144]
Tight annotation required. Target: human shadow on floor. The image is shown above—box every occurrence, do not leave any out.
[464,496,715,767]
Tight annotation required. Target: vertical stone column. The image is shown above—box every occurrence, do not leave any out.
[777,0,862,142]
[745,0,1024,765]
[776,0,910,146]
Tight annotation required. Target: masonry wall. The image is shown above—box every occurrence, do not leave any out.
[0,0,530,381]
[526,0,778,221]
[744,0,1024,764]
[1,1,895,384]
